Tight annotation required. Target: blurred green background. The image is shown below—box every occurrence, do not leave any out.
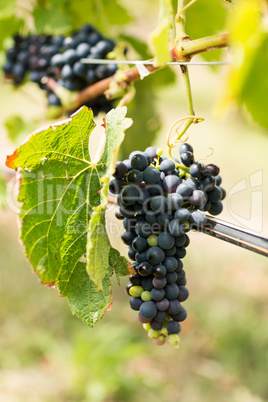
[1,1,268,401]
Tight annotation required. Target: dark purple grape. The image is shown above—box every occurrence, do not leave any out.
[150,319,163,331]
[115,209,124,220]
[150,196,167,213]
[167,320,181,334]
[128,247,136,261]
[220,187,226,200]
[174,234,186,247]
[180,151,194,167]
[135,251,148,264]
[163,257,178,272]
[145,146,157,160]
[204,163,220,176]
[174,208,190,223]
[129,274,142,286]
[165,284,179,299]
[131,153,149,171]
[163,175,181,193]
[165,245,176,257]
[135,220,152,238]
[62,49,78,65]
[176,183,192,198]
[121,231,136,246]
[215,175,222,186]
[188,190,206,208]
[132,236,148,252]
[189,211,207,226]
[209,201,223,215]
[189,162,205,178]
[166,271,178,284]
[166,193,183,211]
[143,167,160,184]
[167,299,182,315]
[138,262,154,277]
[157,232,175,250]
[113,161,128,179]
[146,247,165,265]
[171,306,187,322]
[121,185,140,205]
[73,61,87,78]
[177,286,189,302]
[160,159,175,174]
[61,64,74,79]
[152,277,167,289]
[153,264,167,278]
[130,297,143,311]
[76,42,91,58]
[199,174,215,192]
[207,186,222,202]
[179,143,193,154]
[140,301,157,319]
[154,310,168,322]
[155,298,169,311]
[151,288,165,301]
[168,219,185,236]
[127,169,143,185]
[109,178,125,194]
[141,276,154,291]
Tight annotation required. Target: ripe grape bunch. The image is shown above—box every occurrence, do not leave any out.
[3,24,118,115]
[109,143,225,347]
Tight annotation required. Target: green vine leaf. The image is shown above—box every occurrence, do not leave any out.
[217,0,268,129]
[185,0,229,64]
[6,106,132,326]
[150,0,173,67]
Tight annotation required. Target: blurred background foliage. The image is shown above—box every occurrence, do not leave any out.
[1,0,268,401]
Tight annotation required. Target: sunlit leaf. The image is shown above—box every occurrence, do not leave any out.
[217,0,268,129]
[150,0,173,66]
[185,0,230,63]
[6,107,131,326]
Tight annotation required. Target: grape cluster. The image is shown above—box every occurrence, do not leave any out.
[3,24,117,115]
[110,144,225,346]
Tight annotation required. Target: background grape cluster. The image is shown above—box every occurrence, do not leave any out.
[109,144,225,346]
[3,24,118,115]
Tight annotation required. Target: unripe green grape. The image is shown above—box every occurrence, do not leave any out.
[161,327,168,336]
[147,235,158,247]
[168,334,180,346]
[143,323,151,331]
[148,329,160,339]
[156,148,163,156]
[141,290,152,301]
[129,286,143,297]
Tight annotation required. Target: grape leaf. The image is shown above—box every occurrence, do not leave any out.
[5,115,38,145]
[69,0,133,35]
[217,0,268,129]
[0,15,23,49]
[150,0,173,66]
[0,0,17,19]
[33,5,72,34]
[6,106,132,326]
[185,0,229,64]
[119,34,152,60]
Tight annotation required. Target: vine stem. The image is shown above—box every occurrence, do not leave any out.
[42,33,229,111]
[175,0,187,38]
[167,0,199,159]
